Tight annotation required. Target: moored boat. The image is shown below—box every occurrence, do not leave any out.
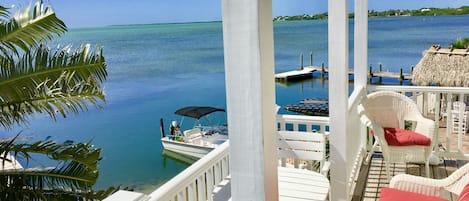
[160,106,228,158]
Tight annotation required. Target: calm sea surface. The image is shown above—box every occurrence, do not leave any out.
[5,15,469,192]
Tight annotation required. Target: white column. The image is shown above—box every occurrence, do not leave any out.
[222,0,278,200]
[354,0,368,89]
[328,0,349,200]
[354,0,369,182]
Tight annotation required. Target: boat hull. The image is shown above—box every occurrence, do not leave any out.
[161,137,215,158]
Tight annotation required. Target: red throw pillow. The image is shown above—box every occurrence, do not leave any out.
[382,127,431,146]
[458,184,469,201]
[380,187,446,201]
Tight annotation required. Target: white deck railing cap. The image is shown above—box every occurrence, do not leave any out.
[103,190,149,201]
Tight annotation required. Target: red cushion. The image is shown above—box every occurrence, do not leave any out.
[380,187,446,201]
[458,184,469,201]
[382,127,431,146]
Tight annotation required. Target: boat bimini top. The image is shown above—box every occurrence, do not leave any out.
[174,106,225,119]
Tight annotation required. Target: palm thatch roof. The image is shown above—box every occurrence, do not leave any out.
[412,46,469,87]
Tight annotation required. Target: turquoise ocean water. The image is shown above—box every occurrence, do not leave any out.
[4,15,469,192]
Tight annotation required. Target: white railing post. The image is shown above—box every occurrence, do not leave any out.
[447,93,453,152]
[206,169,214,201]
[423,92,429,116]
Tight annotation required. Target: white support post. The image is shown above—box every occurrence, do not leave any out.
[354,0,368,89]
[222,0,278,200]
[328,0,349,200]
[353,0,369,193]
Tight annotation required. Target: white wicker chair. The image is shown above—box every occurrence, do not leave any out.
[358,91,437,180]
[389,162,469,197]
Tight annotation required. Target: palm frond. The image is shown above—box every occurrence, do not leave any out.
[0,6,9,21]
[0,44,107,129]
[0,44,107,85]
[0,186,118,201]
[0,1,66,55]
[1,136,101,168]
[0,137,117,201]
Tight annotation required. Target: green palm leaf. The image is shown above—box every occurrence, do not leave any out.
[0,1,66,55]
[0,44,107,129]
[0,136,115,201]
[0,6,9,20]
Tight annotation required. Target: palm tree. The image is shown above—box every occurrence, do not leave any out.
[0,1,113,200]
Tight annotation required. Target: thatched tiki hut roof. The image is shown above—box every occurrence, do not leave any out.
[412,46,469,87]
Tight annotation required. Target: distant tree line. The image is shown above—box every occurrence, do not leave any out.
[274,6,469,21]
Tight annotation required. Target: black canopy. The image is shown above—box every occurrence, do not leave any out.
[174,106,225,119]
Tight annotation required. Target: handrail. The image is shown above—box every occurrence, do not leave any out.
[147,141,230,201]
[369,85,469,94]
[276,114,329,133]
[348,86,366,112]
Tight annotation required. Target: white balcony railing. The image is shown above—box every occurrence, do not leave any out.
[139,114,330,201]
[148,141,230,201]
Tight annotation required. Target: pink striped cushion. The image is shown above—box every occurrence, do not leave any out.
[458,184,469,201]
[380,187,446,201]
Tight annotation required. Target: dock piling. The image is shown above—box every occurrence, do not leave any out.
[379,64,383,82]
[300,53,304,70]
[309,51,313,66]
[321,63,325,78]
[399,67,404,80]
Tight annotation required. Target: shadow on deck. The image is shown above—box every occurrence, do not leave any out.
[352,153,468,201]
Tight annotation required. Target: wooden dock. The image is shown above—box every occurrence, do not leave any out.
[275,65,412,82]
[274,67,316,81]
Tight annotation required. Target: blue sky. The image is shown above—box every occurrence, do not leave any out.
[2,0,469,28]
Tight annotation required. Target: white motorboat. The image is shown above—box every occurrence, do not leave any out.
[160,106,228,159]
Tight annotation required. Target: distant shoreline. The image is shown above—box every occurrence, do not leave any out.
[274,6,469,21]
[108,20,222,27]
[96,7,469,28]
